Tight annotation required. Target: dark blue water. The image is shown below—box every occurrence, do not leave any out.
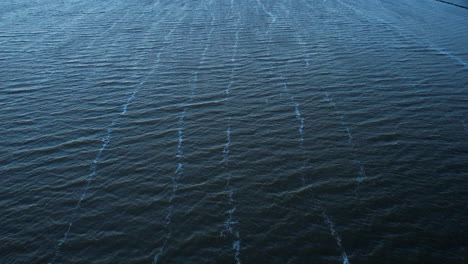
[1,0,467,263]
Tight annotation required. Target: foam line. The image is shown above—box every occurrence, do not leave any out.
[280,74,305,147]
[255,0,277,23]
[220,9,243,264]
[153,114,184,264]
[346,127,353,145]
[233,237,242,264]
[335,0,467,68]
[324,92,367,182]
[47,84,130,263]
[295,103,305,142]
[45,6,181,264]
[223,126,232,157]
[358,163,366,182]
[153,104,187,262]
[428,44,467,68]
[176,114,185,160]
[322,212,351,264]
[153,4,216,262]
[288,6,353,261]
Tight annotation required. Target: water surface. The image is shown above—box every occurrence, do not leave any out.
[1,0,467,263]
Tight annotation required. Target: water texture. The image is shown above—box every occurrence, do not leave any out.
[0,0,467,263]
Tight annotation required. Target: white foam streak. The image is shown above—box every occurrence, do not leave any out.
[324,92,367,182]
[295,103,305,143]
[335,0,467,69]
[202,14,216,58]
[122,54,161,115]
[154,159,179,264]
[176,114,185,158]
[233,239,242,264]
[255,0,277,23]
[47,22,175,264]
[281,75,305,146]
[291,20,353,262]
[429,44,467,68]
[322,212,351,264]
[293,29,311,67]
[225,81,234,96]
[346,127,353,145]
[223,126,231,159]
[44,5,180,264]
[167,114,184,206]
[153,5,216,263]
[358,164,366,182]
[222,205,238,236]
[153,103,185,264]
[220,9,242,264]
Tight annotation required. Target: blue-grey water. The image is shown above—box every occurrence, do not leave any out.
[1,0,467,263]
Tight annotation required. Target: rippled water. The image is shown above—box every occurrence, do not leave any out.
[1,0,467,263]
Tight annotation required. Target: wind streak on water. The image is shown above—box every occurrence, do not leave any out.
[302,0,391,183]
[260,2,350,261]
[220,10,242,264]
[280,75,305,145]
[257,0,275,106]
[151,9,199,264]
[153,6,216,263]
[287,4,352,263]
[281,67,351,264]
[280,74,306,184]
[301,1,369,177]
[324,92,367,182]
[334,0,467,68]
[255,0,277,24]
[152,112,185,264]
[322,212,351,264]
[46,7,178,264]
[258,5,348,261]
